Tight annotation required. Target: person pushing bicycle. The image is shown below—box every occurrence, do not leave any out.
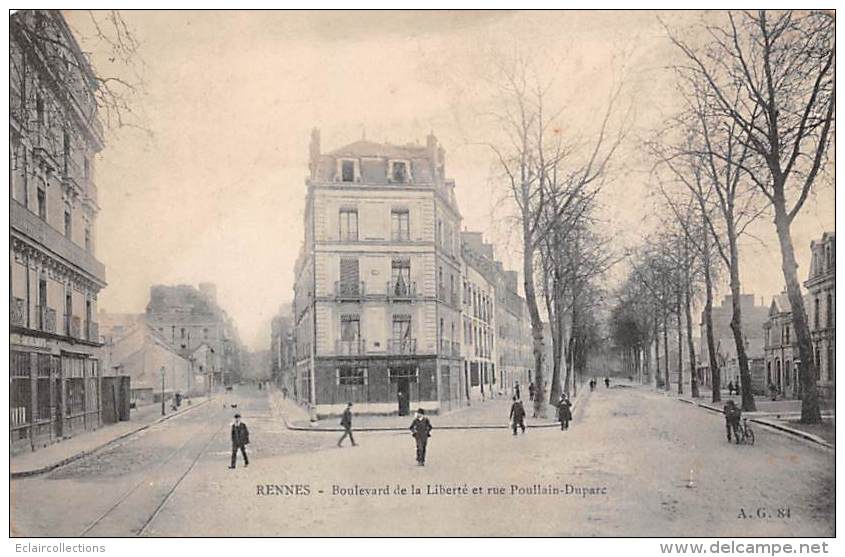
[723,400,742,444]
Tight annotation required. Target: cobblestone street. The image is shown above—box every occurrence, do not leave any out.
[10,383,833,537]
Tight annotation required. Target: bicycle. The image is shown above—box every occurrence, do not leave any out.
[737,418,755,445]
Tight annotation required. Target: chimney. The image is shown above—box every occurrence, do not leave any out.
[309,128,321,180]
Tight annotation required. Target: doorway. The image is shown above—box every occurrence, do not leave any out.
[396,378,410,416]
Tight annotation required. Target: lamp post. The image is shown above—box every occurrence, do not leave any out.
[160,366,166,416]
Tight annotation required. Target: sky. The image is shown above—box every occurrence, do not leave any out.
[64,10,835,351]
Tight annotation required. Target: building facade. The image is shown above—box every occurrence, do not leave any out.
[805,232,835,400]
[292,131,464,417]
[763,232,836,400]
[270,304,296,394]
[10,11,106,454]
[461,232,498,401]
[144,283,244,390]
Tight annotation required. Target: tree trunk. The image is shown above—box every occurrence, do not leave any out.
[773,201,821,423]
[676,293,684,395]
[523,228,546,418]
[685,273,699,398]
[663,312,670,391]
[703,222,720,403]
[727,230,755,411]
[654,315,661,389]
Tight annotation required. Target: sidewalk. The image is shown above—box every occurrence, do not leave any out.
[651,387,835,449]
[268,389,589,431]
[11,396,212,478]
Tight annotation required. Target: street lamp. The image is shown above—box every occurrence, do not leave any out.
[160,365,166,416]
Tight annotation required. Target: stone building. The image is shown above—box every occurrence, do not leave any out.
[805,232,835,400]
[9,11,106,454]
[292,130,464,417]
[144,283,244,390]
[697,294,769,391]
[460,232,498,401]
[495,265,533,397]
[762,232,836,400]
[270,303,296,394]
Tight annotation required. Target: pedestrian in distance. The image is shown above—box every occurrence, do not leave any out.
[409,408,433,466]
[509,396,526,435]
[604,376,610,389]
[727,380,735,396]
[528,381,535,402]
[337,402,357,447]
[768,382,778,401]
[722,400,741,444]
[514,380,521,400]
[589,378,596,392]
[229,413,250,469]
[557,395,572,430]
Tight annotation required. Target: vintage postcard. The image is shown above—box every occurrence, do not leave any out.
[7,9,836,540]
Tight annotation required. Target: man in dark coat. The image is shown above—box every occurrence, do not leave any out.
[604,376,610,389]
[409,408,433,466]
[558,395,572,430]
[723,400,742,443]
[337,402,357,447]
[229,413,249,469]
[509,396,526,435]
[514,380,521,400]
[528,381,535,402]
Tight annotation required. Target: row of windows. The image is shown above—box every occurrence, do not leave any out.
[336,159,411,184]
[812,291,834,330]
[338,208,410,242]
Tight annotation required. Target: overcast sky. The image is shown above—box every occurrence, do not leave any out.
[65,10,834,351]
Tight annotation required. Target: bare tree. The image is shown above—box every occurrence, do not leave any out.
[667,10,834,422]
[487,55,626,417]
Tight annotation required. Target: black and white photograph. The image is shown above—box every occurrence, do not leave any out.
[6,7,837,543]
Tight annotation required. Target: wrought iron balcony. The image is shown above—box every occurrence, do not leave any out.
[10,297,26,327]
[335,339,367,356]
[387,338,417,355]
[36,305,57,333]
[334,280,365,301]
[386,280,417,301]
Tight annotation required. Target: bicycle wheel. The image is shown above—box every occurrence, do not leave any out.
[745,427,755,446]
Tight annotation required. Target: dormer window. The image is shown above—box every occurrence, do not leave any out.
[389,160,410,183]
[335,158,360,183]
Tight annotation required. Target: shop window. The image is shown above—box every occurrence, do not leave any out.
[337,366,367,386]
[11,351,32,428]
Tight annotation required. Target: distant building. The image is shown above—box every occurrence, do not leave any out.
[495,266,533,396]
[292,130,464,417]
[461,232,498,401]
[762,293,803,398]
[270,304,295,394]
[144,283,244,390]
[697,294,769,390]
[102,322,197,406]
[9,11,106,454]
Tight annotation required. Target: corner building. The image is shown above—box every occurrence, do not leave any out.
[9,11,105,453]
[293,131,464,417]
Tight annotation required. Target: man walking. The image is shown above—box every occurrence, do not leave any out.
[604,376,611,389]
[229,413,249,469]
[528,381,535,402]
[514,380,521,400]
[509,396,526,435]
[409,408,433,466]
[338,402,357,447]
[557,395,572,430]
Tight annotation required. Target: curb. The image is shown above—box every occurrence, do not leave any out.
[11,397,213,479]
[270,393,582,433]
[659,390,834,451]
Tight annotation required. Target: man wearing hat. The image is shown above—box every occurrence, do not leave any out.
[409,408,433,466]
[229,413,250,469]
[338,402,357,447]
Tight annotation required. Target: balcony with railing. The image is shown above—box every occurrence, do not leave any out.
[386,280,417,301]
[335,339,367,356]
[451,341,461,357]
[69,315,81,338]
[439,338,452,355]
[334,280,365,301]
[10,297,26,327]
[36,305,57,334]
[387,338,417,355]
[10,200,106,282]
